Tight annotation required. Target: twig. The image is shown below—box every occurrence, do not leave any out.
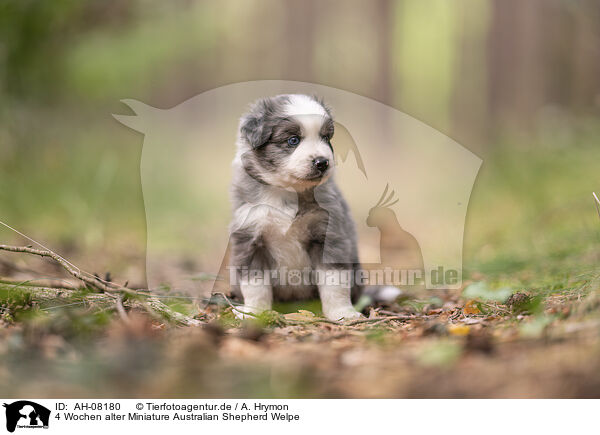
[211,291,258,318]
[285,318,342,326]
[145,297,201,327]
[0,244,130,294]
[378,309,411,316]
[0,281,111,304]
[480,302,511,314]
[0,219,115,288]
[594,192,600,219]
[44,300,89,311]
[115,294,131,325]
[0,276,79,290]
[346,315,414,326]
[0,244,201,327]
[283,315,418,327]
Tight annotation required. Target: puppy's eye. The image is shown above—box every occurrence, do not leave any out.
[287,136,300,146]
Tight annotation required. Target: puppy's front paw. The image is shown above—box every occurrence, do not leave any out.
[325,308,364,322]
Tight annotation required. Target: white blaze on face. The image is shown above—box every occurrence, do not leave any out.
[284,94,328,118]
[283,95,335,188]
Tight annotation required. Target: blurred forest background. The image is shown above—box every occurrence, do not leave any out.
[1,0,599,279]
[1,0,600,398]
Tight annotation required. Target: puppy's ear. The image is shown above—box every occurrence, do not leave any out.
[240,113,271,149]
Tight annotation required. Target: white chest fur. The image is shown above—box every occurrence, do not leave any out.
[233,189,311,270]
[232,189,314,298]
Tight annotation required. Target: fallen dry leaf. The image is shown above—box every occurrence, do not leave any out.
[448,324,471,336]
[463,300,482,315]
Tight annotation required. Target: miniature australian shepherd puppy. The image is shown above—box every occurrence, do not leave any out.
[228,94,397,321]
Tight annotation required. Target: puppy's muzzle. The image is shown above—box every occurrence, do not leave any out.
[312,157,330,173]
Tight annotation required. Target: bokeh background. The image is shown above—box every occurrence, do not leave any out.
[1,0,600,398]
[2,0,599,279]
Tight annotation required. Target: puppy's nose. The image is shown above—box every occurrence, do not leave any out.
[313,157,329,172]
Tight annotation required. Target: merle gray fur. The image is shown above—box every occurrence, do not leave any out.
[229,94,363,303]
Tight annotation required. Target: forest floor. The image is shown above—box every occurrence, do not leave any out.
[2,266,600,398]
[2,143,600,398]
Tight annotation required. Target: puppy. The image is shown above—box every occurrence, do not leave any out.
[228,94,365,321]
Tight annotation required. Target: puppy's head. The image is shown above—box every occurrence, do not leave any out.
[237,94,335,190]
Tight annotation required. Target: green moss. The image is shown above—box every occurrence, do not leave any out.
[255,310,286,328]
[0,285,34,321]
